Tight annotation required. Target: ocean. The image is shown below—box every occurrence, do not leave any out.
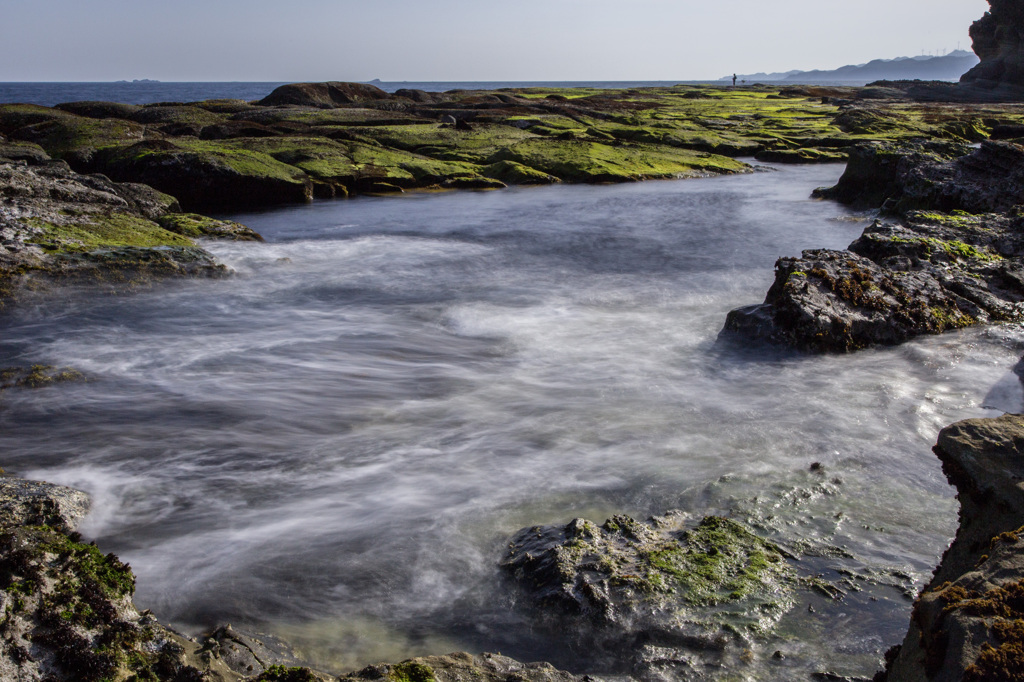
[0,80,872,107]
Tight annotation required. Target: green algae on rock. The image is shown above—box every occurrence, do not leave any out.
[724,141,1024,352]
[503,512,796,629]
[0,476,340,682]
[502,512,800,677]
[6,82,1020,212]
[338,652,587,682]
[0,153,262,308]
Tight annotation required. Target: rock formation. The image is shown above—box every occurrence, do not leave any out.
[0,144,261,309]
[724,141,1024,352]
[880,414,1024,681]
[960,0,1024,97]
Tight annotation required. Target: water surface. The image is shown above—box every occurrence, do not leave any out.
[1,165,1020,678]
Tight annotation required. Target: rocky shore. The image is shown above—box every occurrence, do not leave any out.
[2,408,1021,681]
[4,2,1024,679]
[0,139,261,311]
[722,140,1024,352]
[879,415,1024,681]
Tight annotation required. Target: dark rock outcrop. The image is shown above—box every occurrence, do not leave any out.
[54,100,143,120]
[815,140,1024,214]
[0,474,339,681]
[960,0,1024,98]
[724,142,1024,352]
[257,82,392,108]
[881,415,1024,681]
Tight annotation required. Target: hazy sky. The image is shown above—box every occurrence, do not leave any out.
[1,0,989,82]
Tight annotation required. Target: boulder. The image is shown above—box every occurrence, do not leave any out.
[0,141,50,165]
[157,213,264,241]
[88,140,313,211]
[199,120,281,140]
[395,88,440,103]
[815,141,1024,214]
[0,158,256,307]
[257,81,392,108]
[0,477,89,533]
[339,652,587,682]
[502,512,800,675]
[723,212,1024,352]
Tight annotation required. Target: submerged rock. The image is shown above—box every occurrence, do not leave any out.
[881,414,1024,681]
[502,512,798,676]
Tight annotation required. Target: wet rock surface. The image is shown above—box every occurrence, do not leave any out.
[500,509,894,679]
[0,475,587,681]
[881,414,1024,682]
[0,474,336,681]
[0,150,259,308]
[724,142,1024,352]
[338,652,590,682]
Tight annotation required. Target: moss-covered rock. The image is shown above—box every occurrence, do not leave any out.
[725,141,1024,353]
[487,138,749,182]
[339,652,586,682]
[88,139,313,210]
[157,213,264,241]
[502,512,803,675]
[481,160,560,184]
[257,82,392,108]
[0,158,256,308]
[0,475,337,682]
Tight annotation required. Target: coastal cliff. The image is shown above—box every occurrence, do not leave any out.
[960,0,1024,98]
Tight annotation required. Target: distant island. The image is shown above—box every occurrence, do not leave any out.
[721,50,980,84]
[114,78,161,83]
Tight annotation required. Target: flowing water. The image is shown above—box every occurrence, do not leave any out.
[1,165,1022,679]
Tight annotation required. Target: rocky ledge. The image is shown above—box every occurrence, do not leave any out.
[3,78,1016,212]
[0,140,262,310]
[880,414,1024,681]
[723,140,1024,352]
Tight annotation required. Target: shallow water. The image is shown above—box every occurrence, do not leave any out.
[1,165,1021,678]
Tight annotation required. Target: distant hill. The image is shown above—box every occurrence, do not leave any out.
[721,51,980,84]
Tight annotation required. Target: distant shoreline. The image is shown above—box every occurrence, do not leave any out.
[0,79,955,107]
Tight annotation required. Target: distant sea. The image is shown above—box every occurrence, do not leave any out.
[0,80,870,107]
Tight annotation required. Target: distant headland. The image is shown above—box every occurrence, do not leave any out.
[722,50,980,84]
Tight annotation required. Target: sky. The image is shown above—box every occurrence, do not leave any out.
[0,0,990,82]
